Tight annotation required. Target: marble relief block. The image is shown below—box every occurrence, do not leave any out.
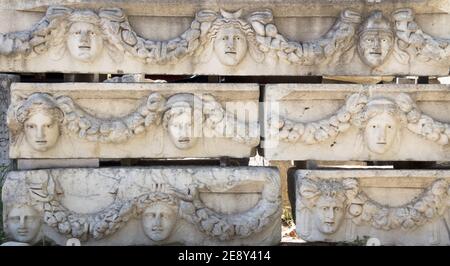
[1,166,281,246]
[7,83,259,159]
[294,170,450,246]
[263,84,450,161]
[0,2,449,75]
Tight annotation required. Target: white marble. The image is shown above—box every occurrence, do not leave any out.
[264,84,450,161]
[294,169,450,245]
[0,4,449,75]
[1,166,281,246]
[8,83,259,159]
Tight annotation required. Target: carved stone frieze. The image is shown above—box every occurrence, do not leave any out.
[2,167,281,245]
[0,5,449,75]
[7,83,259,159]
[264,84,450,161]
[294,170,450,245]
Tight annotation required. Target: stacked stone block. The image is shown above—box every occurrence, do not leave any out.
[1,0,450,246]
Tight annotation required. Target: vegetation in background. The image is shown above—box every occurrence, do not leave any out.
[0,165,10,243]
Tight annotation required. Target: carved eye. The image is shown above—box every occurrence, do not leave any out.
[372,125,376,128]
[388,125,392,129]
[234,36,240,41]
[9,216,20,222]
[334,207,341,212]
[76,31,81,35]
[90,31,95,36]
[223,36,229,41]
[26,124,35,129]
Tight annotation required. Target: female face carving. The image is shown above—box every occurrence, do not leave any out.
[6,205,41,243]
[359,31,393,68]
[66,21,103,62]
[167,107,199,150]
[24,111,60,152]
[214,26,248,66]
[142,202,178,242]
[312,196,345,235]
[364,112,398,154]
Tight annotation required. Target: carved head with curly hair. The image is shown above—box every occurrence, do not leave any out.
[207,9,260,66]
[11,93,64,152]
[64,10,104,62]
[299,178,355,234]
[136,193,179,242]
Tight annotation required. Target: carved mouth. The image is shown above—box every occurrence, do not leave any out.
[369,52,382,56]
[78,45,91,50]
[225,51,237,55]
[17,229,29,235]
[324,222,335,226]
[152,228,163,232]
[376,142,387,145]
[35,140,48,145]
[178,138,191,143]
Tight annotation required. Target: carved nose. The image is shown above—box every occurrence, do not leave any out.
[377,128,387,143]
[326,209,335,219]
[79,32,90,44]
[36,126,45,139]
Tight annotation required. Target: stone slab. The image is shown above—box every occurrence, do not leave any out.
[263,84,450,161]
[8,83,260,159]
[0,5,450,75]
[0,74,19,166]
[17,159,99,170]
[1,166,281,246]
[294,169,450,246]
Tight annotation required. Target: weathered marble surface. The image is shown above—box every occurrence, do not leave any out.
[0,74,19,165]
[264,84,450,161]
[0,4,450,75]
[1,166,281,246]
[8,83,259,159]
[294,169,450,246]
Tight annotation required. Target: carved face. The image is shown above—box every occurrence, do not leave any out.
[214,26,248,66]
[24,111,60,152]
[6,205,41,243]
[142,202,177,242]
[67,22,103,62]
[358,31,393,68]
[167,107,199,149]
[365,112,398,154]
[313,196,345,235]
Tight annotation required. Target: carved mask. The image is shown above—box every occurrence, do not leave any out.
[167,106,200,149]
[214,25,248,66]
[364,112,398,154]
[142,202,178,242]
[358,11,393,68]
[313,196,345,235]
[24,111,60,152]
[6,205,41,243]
[67,22,103,62]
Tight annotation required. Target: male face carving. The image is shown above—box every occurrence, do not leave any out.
[214,25,248,66]
[359,31,393,68]
[67,21,103,62]
[142,202,178,242]
[364,112,398,154]
[358,11,394,68]
[6,205,41,243]
[312,196,345,235]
